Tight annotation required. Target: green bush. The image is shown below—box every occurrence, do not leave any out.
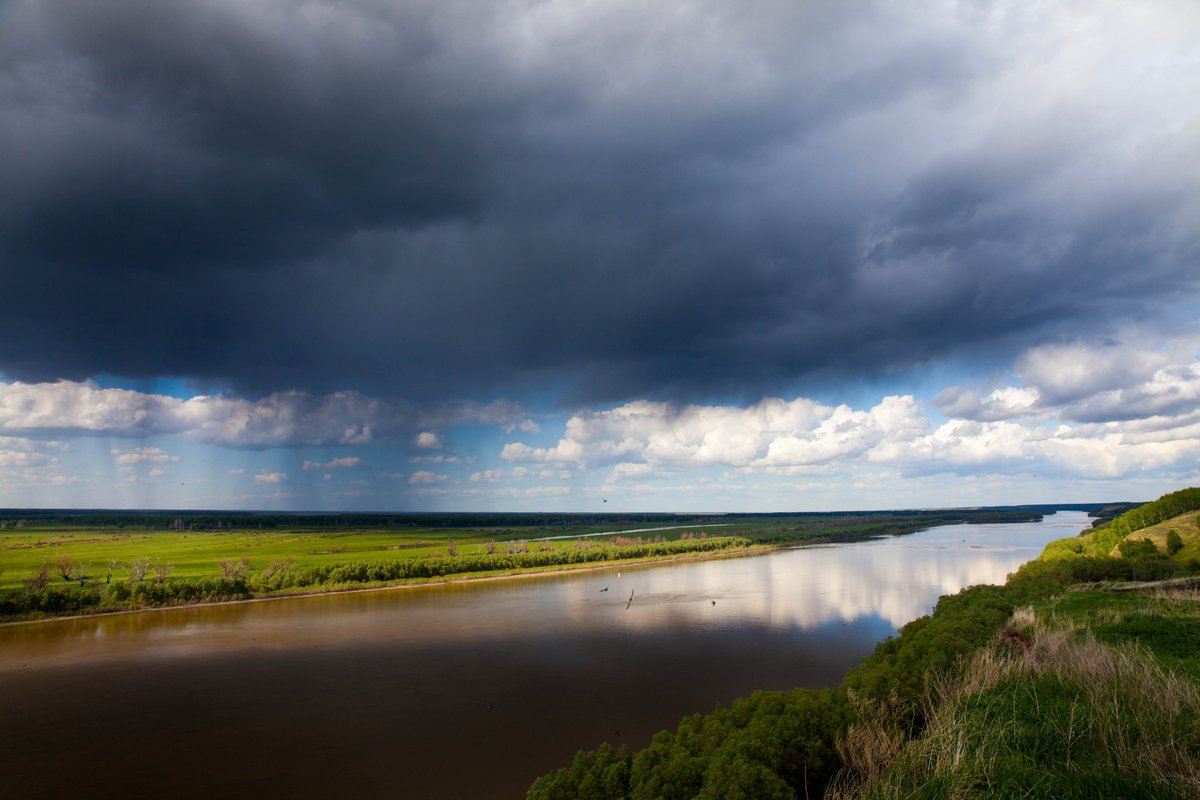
[1117,537,1158,558]
[530,689,849,800]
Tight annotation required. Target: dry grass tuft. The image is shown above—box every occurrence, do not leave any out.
[833,612,1200,799]
[825,693,911,800]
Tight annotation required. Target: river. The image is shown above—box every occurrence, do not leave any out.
[0,511,1090,799]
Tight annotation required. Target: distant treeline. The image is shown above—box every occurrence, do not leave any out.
[0,510,720,530]
[0,505,1080,531]
[739,509,1045,547]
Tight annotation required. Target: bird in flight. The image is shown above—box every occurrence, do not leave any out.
[626,590,634,610]
[599,586,608,592]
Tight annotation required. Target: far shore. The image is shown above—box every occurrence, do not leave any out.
[0,541,784,628]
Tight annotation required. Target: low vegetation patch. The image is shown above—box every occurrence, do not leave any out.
[836,621,1200,800]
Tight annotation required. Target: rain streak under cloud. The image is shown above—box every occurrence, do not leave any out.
[0,0,1198,510]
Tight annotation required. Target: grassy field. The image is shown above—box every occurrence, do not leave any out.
[0,517,777,590]
[841,599,1200,800]
[0,524,576,589]
[0,509,1037,592]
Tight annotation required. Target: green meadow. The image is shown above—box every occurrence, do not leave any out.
[0,524,583,589]
[0,508,1041,620]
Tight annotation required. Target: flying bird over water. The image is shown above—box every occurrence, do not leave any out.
[626,590,634,610]
[600,586,608,592]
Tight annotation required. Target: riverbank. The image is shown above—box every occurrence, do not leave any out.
[0,534,758,624]
[0,538,780,628]
[527,489,1200,799]
[1,508,1044,624]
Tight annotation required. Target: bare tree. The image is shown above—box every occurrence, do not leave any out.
[55,553,76,582]
[26,561,50,589]
[152,560,173,584]
[262,556,295,579]
[105,558,120,584]
[75,562,91,587]
[218,559,246,578]
[446,539,457,557]
[127,557,151,583]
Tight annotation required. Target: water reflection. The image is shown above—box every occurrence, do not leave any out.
[0,512,1089,799]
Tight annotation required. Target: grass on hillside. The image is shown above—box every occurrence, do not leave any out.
[1109,509,1200,559]
[1038,509,1200,562]
[834,506,1200,800]
[834,590,1200,799]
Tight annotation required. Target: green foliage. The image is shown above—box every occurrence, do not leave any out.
[530,689,850,800]
[844,584,1015,713]
[526,742,632,800]
[855,607,1200,800]
[1011,552,1187,603]
[861,670,1197,800]
[1167,528,1184,555]
[1090,487,1200,555]
[1116,536,1158,558]
[1040,536,1085,559]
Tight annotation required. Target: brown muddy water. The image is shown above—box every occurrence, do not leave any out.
[0,512,1090,799]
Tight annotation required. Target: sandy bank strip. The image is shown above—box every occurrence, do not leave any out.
[0,543,781,628]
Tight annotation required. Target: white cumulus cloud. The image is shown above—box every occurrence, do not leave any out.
[113,447,179,465]
[0,380,531,449]
[408,470,448,484]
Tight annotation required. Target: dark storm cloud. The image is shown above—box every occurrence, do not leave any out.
[1,0,1197,403]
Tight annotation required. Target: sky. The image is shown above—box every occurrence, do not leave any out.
[0,0,1198,512]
